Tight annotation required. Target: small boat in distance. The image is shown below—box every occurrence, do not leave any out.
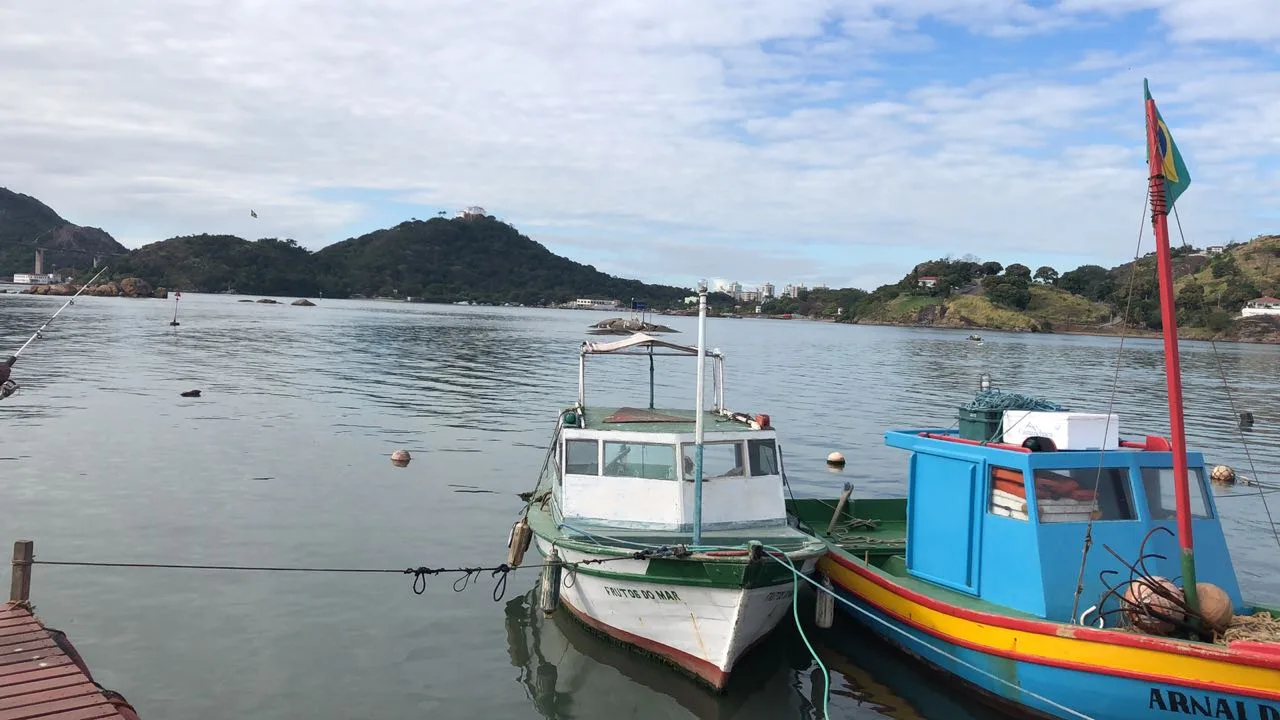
[967,334,982,342]
[792,79,1280,719]
[516,288,827,690]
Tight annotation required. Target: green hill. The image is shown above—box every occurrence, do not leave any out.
[0,188,127,276]
[109,217,692,306]
[756,239,1278,341]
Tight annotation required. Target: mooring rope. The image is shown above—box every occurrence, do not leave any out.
[752,545,1097,720]
[30,548,672,602]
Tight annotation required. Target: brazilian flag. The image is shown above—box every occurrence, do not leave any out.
[1144,79,1191,208]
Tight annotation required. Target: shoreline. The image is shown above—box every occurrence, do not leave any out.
[840,318,1280,345]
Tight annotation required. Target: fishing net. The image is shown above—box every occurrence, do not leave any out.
[1218,611,1280,645]
[961,389,1066,412]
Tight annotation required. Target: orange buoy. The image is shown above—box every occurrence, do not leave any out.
[1197,582,1234,633]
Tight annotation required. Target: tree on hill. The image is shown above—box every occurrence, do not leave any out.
[1057,265,1113,301]
[1004,263,1032,280]
[981,261,1003,276]
[1033,266,1059,284]
[983,274,1031,310]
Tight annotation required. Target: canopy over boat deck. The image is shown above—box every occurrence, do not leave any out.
[577,332,726,413]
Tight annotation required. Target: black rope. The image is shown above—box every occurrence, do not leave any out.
[31,547,667,602]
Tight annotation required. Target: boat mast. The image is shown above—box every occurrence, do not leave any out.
[1144,79,1199,617]
[692,281,708,545]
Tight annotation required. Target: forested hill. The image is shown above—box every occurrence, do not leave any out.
[110,216,692,305]
[755,235,1280,341]
[0,188,127,276]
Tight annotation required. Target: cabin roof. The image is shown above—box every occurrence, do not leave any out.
[885,428,1203,464]
[580,332,723,358]
[574,406,765,435]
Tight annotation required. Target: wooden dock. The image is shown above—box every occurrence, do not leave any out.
[2,542,139,720]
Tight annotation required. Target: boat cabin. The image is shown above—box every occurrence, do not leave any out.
[887,426,1245,624]
[550,334,789,534]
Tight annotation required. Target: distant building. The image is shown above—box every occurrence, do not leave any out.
[456,206,487,219]
[684,295,699,305]
[782,283,807,298]
[813,282,828,290]
[12,273,61,285]
[1206,245,1226,255]
[739,290,760,303]
[918,275,940,288]
[760,282,775,299]
[1241,297,1280,317]
[573,298,619,310]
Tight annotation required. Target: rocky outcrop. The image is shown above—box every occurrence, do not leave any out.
[291,299,316,306]
[153,287,169,299]
[118,277,153,298]
[256,298,279,304]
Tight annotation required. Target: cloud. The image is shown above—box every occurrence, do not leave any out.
[0,0,1277,290]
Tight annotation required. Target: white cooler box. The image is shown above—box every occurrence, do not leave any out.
[1002,411,1119,450]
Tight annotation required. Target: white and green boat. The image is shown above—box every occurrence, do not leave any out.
[512,289,827,691]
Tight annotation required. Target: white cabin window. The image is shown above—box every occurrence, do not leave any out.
[748,439,779,476]
[565,439,600,475]
[603,442,677,480]
[681,441,745,480]
[1141,467,1211,520]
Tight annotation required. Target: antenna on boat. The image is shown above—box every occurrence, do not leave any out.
[1144,78,1200,619]
[692,280,708,545]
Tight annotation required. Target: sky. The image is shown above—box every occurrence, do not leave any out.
[1,1,1278,292]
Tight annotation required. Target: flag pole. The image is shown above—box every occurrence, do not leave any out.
[1144,79,1199,619]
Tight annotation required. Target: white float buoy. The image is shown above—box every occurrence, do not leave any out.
[827,452,846,467]
[1210,465,1236,486]
[391,449,411,467]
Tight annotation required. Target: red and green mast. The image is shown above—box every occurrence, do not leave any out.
[1143,79,1199,617]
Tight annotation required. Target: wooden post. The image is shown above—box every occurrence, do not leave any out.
[9,540,32,604]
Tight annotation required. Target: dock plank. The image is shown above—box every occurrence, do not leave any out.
[0,669,82,699]
[0,605,126,720]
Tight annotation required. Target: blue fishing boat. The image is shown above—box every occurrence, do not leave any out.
[790,80,1280,719]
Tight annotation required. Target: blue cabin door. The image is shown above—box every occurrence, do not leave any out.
[905,452,982,595]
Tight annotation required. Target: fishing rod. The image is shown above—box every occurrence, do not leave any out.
[2,265,110,401]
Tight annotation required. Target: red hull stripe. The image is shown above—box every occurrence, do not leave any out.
[828,553,1280,669]
[829,555,1280,702]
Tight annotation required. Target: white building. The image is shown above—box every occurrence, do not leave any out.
[782,283,807,298]
[918,275,940,288]
[573,298,619,310]
[1241,297,1280,317]
[760,283,775,299]
[12,273,61,285]
[456,206,487,219]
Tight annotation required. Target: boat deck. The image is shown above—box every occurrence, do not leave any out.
[578,407,761,434]
[0,603,135,720]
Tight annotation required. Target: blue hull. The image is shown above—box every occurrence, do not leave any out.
[831,585,1280,720]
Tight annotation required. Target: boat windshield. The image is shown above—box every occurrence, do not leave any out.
[603,441,678,480]
[1141,467,1212,519]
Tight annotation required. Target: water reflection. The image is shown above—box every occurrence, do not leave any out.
[502,586,1008,720]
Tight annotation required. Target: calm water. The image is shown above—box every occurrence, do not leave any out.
[1,292,1278,719]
